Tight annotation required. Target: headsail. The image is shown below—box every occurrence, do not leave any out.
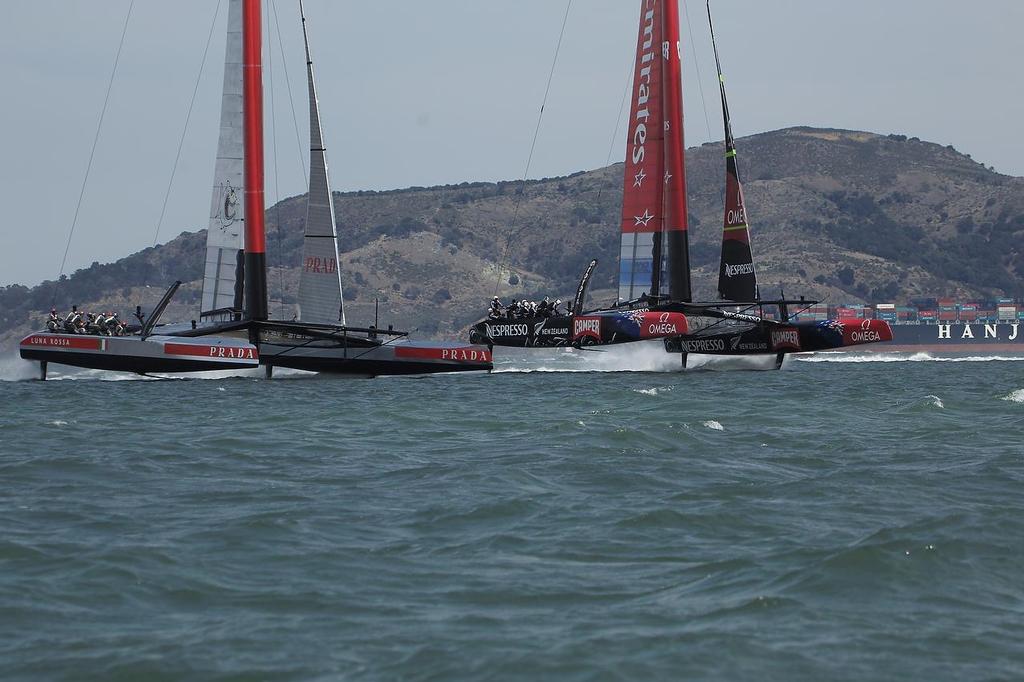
[201,0,245,320]
[296,1,345,324]
[618,0,690,304]
[709,2,757,302]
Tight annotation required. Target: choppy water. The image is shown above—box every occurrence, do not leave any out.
[2,347,1023,681]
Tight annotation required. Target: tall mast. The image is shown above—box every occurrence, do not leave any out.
[662,0,690,302]
[242,0,268,321]
[709,1,757,302]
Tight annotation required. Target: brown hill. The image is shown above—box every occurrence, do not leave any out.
[2,126,1022,350]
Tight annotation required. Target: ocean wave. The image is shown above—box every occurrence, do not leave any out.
[1001,389,1024,403]
[633,386,672,396]
[702,420,725,431]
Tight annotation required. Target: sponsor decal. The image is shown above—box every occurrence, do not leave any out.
[537,326,569,336]
[730,335,768,351]
[164,343,258,361]
[681,338,726,352]
[724,262,755,277]
[22,335,102,351]
[630,3,657,167]
[771,328,801,351]
[640,311,687,338]
[850,330,882,343]
[395,346,492,363]
[485,323,529,338]
[726,207,746,226]
[573,316,602,341]
[303,256,337,274]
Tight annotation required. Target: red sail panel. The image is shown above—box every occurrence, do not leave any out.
[661,0,691,301]
[618,0,666,302]
[722,160,749,244]
[660,0,686,236]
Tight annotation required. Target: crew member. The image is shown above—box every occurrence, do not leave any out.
[489,296,502,319]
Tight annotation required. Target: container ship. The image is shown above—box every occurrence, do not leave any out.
[784,298,1024,353]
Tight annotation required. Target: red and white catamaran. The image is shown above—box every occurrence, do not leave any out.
[22,0,491,378]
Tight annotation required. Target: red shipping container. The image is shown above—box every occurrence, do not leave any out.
[960,311,978,321]
[938,311,957,321]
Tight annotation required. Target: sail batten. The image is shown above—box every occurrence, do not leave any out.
[201,0,245,320]
[296,2,345,324]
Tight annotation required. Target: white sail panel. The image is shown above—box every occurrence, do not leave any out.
[296,13,345,324]
[201,0,245,320]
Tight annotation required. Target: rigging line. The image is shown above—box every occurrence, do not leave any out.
[492,0,573,296]
[271,0,308,187]
[51,0,135,307]
[150,0,222,252]
[594,56,634,210]
[267,0,285,319]
[682,0,713,143]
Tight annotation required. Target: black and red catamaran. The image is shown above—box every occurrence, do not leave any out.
[470,0,891,367]
[21,0,492,378]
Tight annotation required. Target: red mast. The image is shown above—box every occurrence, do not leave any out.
[242,0,268,321]
[661,0,691,302]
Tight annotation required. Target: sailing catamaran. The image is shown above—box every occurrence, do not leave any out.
[469,0,891,367]
[21,0,492,378]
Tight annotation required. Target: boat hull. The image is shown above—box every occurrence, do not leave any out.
[19,332,259,374]
[469,310,689,348]
[664,318,893,355]
[257,326,491,375]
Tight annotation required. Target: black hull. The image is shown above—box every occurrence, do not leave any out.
[664,317,892,356]
[257,323,492,376]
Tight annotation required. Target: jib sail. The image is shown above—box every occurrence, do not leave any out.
[296,2,345,325]
[618,0,690,304]
[709,2,757,302]
[201,0,245,320]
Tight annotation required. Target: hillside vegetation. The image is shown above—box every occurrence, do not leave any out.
[2,127,1022,350]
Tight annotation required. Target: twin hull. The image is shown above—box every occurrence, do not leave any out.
[20,327,493,377]
[472,312,892,355]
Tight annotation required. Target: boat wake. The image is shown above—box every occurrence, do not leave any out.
[493,342,787,373]
[797,352,1024,363]
[0,352,42,382]
[1001,389,1024,404]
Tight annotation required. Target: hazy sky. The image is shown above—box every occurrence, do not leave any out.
[1,0,1021,287]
